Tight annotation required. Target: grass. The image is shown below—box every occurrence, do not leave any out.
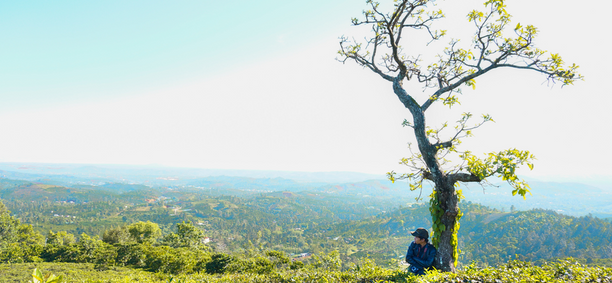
[2,258,612,283]
[0,262,159,283]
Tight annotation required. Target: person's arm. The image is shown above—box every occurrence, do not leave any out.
[405,242,422,268]
[409,245,436,268]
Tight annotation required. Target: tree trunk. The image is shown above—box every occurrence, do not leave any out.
[432,178,459,272]
[392,76,460,272]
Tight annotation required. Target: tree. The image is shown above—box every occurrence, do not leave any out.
[161,221,208,250]
[0,200,19,248]
[338,0,581,272]
[76,233,107,263]
[127,221,161,245]
[46,231,76,246]
[17,224,45,247]
[102,226,131,245]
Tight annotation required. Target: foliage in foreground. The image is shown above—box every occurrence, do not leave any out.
[30,268,63,283]
[4,259,612,283]
[0,262,157,283]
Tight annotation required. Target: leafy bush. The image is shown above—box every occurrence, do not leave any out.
[3,258,612,283]
[206,253,234,274]
[40,244,81,263]
[115,243,147,267]
[144,245,210,274]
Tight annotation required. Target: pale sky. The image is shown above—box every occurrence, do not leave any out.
[1,0,610,186]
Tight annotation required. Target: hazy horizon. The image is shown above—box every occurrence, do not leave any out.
[1,161,611,190]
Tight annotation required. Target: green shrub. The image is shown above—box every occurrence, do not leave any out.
[206,253,234,274]
[3,258,612,282]
[144,245,210,274]
[115,243,147,267]
[290,260,304,270]
[40,244,81,263]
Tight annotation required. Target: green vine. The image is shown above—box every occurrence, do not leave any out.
[429,190,443,248]
[429,189,463,267]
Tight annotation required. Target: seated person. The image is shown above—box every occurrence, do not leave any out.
[405,227,436,275]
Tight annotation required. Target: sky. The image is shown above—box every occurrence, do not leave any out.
[1,0,610,187]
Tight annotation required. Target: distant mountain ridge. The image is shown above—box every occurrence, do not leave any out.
[1,162,611,218]
[0,162,385,184]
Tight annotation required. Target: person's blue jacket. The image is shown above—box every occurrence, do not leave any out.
[405,241,436,275]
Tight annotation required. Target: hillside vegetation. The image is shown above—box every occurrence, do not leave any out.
[4,259,612,282]
[1,175,612,281]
